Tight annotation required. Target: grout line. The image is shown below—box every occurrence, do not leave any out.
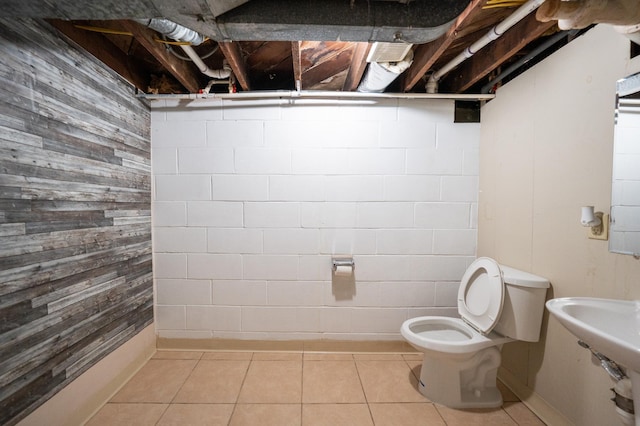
[226,351,253,425]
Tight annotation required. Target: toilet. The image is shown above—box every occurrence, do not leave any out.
[400,257,549,409]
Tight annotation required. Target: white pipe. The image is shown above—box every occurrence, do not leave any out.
[426,0,547,93]
[135,18,231,81]
[135,18,205,45]
[138,90,495,101]
[179,45,231,79]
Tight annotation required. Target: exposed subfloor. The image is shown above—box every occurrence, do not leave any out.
[87,351,546,425]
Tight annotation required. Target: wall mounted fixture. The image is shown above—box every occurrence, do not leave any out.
[581,206,609,240]
[332,257,355,276]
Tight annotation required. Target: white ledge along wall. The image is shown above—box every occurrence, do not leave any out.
[151,98,480,341]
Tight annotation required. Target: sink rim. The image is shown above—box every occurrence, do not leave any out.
[546,296,640,373]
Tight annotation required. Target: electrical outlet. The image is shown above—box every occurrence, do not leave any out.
[588,212,609,240]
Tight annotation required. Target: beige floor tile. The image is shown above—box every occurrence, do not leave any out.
[173,360,250,403]
[369,403,446,426]
[302,360,365,403]
[153,351,203,360]
[238,360,302,403]
[252,352,303,361]
[435,405,518,426]
[85,403,167,426]
[355,360,425,403]
[503,401,546,425]
[201,351,253,360]
[230,404,301,426]
[111,359,197,403]
[302,403,373,426]
[303,353,354,361]
[156,403,234,425]
[404,359,422,380]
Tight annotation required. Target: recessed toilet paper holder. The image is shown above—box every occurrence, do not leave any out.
[332,257,355,272]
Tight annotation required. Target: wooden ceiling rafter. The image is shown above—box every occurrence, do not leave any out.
[120,20,202,93]
[47,19,149,91]
[342,42,371,92]
[402,0,487,92]
[218,41,251,91]
[291,41,302,90]
[440,12,557,93]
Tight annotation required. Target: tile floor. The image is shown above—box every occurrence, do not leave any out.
[86,351,546,426]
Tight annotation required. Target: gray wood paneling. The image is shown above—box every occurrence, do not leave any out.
[0,18,152,426]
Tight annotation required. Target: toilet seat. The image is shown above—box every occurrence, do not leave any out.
[401,316,512,354]
[457,257,504,335]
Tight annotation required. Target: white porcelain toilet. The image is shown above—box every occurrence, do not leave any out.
[400,257,549,409]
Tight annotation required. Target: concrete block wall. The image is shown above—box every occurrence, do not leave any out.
[151,98,479,340]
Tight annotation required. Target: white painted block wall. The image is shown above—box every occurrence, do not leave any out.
[151,98,479,340]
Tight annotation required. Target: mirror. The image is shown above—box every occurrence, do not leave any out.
[610,71,640,255]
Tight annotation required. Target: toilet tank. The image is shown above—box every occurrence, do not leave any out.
[493,265,550,342]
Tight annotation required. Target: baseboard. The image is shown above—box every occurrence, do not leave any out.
[498,367,574,426]
[157,337,418,353]
[17,324,156,426]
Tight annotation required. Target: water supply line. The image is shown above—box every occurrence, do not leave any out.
[577,340,626,381]
[134,18,232,80]
[426,0,547,93]
[577,340,635,425]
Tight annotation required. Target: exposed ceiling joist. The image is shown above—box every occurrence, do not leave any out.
[218,41,251,91]
[342,42,371,92]
[47,19,148,91]
[291,41,302,90]
[402,0,487,92]
[441,12,557,93]
[120,20,201,93]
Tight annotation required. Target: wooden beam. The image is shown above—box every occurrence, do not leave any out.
[441,13,556,93]
[291,41,302,90]
[402,0,486,92]
[342,42,371,92]
[120,20,201,93]
[47,20,148,92]
[218,41,251,91]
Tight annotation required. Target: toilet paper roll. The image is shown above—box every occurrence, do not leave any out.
[334,265,353,276]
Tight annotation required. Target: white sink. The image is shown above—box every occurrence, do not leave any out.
[546,297,640,373]
[546,297,640,425]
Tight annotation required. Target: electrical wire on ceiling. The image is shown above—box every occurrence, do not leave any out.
[482,0,527,9]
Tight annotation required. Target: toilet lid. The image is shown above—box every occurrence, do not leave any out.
[457,257,504,334]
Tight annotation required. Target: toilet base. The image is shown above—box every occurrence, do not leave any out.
[418,346,503,409]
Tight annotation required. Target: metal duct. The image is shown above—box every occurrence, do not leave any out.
[0,0,471,44]
[198,0,470,43]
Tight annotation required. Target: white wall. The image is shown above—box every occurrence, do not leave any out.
[151,98,479,340]
[480,25,640,426]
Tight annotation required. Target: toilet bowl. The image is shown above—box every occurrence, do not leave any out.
[400,257,549,409]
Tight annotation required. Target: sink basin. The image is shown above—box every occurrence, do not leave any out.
[546,297,640,373]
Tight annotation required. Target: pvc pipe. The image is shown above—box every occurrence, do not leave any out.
[135,18,231,80]
[138,90,495,101]
[134,19,205,45]
[179,45,231,79]
[426,0,547,93]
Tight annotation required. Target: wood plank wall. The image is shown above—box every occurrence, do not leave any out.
[0,18,153,426]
